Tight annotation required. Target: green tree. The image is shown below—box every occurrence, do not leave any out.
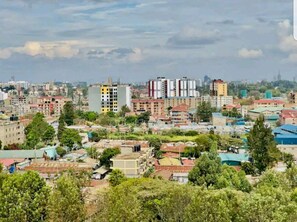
[58,112,66,141]
[41,125,55,143]
[0,140,2,149]
[196,101,214,122]
[108,169,127,187]
[60,129,82,149]
[137,111,150,124]
[25,113,55,148]
[47,173,85,222]
[216,165,252,192]
[56,146,66,157]
[119,105,131,117]
[247,115,281,173]
[84,111,98,121]
[188,148,222,187]
[99,148,121,168]
[63,101,75,126]
[0,171,49,222]
[241,162,256,176]
[86,147,99,159]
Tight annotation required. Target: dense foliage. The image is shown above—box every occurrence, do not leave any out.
[248,115,281,173]
[99,148,121,168]
[94,169,297,222]
[25,113,55,148]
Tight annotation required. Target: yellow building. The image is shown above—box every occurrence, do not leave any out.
[210,79,228,96]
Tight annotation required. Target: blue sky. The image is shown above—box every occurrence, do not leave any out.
[0,0,296,83]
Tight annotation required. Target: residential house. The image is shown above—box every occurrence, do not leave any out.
[280,109,297,125]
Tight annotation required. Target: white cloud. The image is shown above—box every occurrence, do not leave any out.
[238,48,263,59]
[277,20,297,63]
[0,41,81,59]
[0,48,12,59]
[127,48,143,63]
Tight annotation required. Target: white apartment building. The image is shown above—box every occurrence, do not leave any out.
[148,77,198,99]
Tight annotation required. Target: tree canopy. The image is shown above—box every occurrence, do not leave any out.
[247,115,281,173]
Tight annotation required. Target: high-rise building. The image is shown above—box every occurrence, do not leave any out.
[148,77,197,99]
[210,79,228,96]
[0,120,25,147]
[88,83,131,114]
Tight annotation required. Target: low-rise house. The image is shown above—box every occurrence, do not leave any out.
[154,157,195,173]
[248,107,283,121]
[24,161,93,178]
[280,109,297,125]
[273,124,297,159]
[219,153,250,166]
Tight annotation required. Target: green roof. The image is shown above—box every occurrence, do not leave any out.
[249,107,283,113]
[219,153,249,163]
[0,150,44,159]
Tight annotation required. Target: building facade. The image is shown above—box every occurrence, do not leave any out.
[280,109,297,125]
[148,77,197,99]
[210,79,228,96]
[253,99,285,108]
[201,96,233,109]
[170,104,190,126]
[132,99,164,116]
[37,96,71,117]
[88,83,131,114]
[164,97,201,110]
[111,147,154,178]
[0,120,25,147]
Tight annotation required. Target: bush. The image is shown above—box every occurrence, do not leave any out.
[56,146,66,157]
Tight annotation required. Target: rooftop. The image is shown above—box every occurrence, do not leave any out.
[254,99,285,104]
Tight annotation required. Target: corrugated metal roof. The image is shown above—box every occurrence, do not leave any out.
[0,150,44,159]
[219,153,249,162]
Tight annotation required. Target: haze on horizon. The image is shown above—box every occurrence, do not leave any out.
[0,0,296,83]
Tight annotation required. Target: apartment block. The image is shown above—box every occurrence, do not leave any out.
[111,147,154,178]
[164,97,201,110]
[0,120,25,147]
[132,99,164,116]
[148,77,197,99]
[201,96,233,109]
[37,96,71,117]
[88,83,131,114]
[210,79,228,96]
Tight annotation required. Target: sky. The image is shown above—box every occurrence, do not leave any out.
[0,0,296,83]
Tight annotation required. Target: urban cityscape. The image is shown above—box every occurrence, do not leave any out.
[1,0,297,221]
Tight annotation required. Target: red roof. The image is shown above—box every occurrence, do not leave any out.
[132,99,164,103]
[182,159,195,166]
[171,104,189,112]
[225,104,241,109]
[280,109,297,118]
[254,99,285,104]
[161,144,186,153]
[0,159,24,167]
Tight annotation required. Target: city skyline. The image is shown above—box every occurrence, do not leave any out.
[0,0,296,82]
